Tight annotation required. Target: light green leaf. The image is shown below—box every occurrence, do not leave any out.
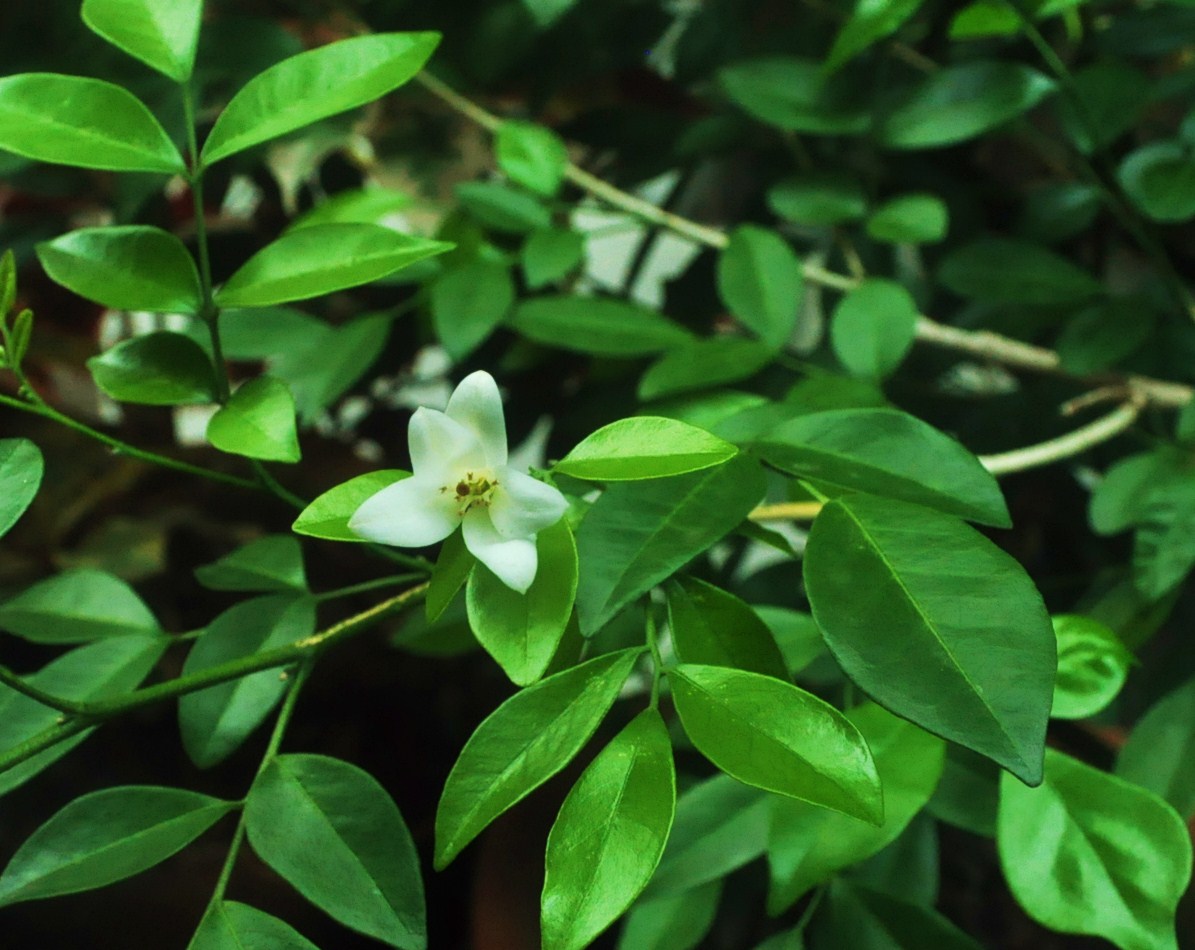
[830,279,919,379]
[82,0,202,82]
[617,881,721,950]
[825,0,926,72]
[467,519,577,686]
[431,258,514,360]
[190,901,319,950]
[455,181,552,233]
[511,295,693,356]
[1050,614,1130,720]
[195,536,307,593]
[207,376,301,463]
[669,663,883,822]
[716,226,803,349]
[756,408,1010,527]
[767,172,867,226]
[866,193,949,244]
[1117,677,1195,819]
[541,710,676,950]
[0,439,42,539]
[556,417,737,481]
[998,749,1192,950]
[0,786,234,905]
[0,568,159,643]
[575,454,766,635]
[938,237,1102,305]
[88,332,215,406]
[638,338,775,401]
[496,121,569,197]
[293,470,411,542]
[1118,140,1195,223]
[435,649,640,868]
[288,187,412,232]
[522,228,585,289]
[202,32,440,165]
[0,73,184,173]
[246,754,425,949]
[37,226,202,313]
[179,596,315,769]
[216,224,452,308]
[666,577,788,679]
[805,495,1056,784]
[719,57,869,134]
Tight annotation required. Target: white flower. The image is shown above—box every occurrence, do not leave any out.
[349,370,568,593]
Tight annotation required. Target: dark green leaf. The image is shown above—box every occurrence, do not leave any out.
[556,416,737,481]
[81,0,202,82]
[207,376,301,463]
[1118,140,1195,223]
[1132,483,1195,598]
[511,295,693,356]
[455,181,552,232]
[0,569,159,643]
[666,577,788,679]
[767,173,867,226]
[1090,450,1189,536]
[1056,61,1151,155]
[431,258,514,360]
[88,332,215,406]
[617,880,721,950]
[809,880,982,950]
[938,237,1101,305]
[0,439,42,539]
[719,58,869,134]
[293,471,411,541]
[638,338,775,401]
[195,536,307,593]
[716,226,803,349]
[830,279,919,379]
[1117,677,1195,819]
[190,901,319,950]
[824,0,926,72]
[426,529,473,623]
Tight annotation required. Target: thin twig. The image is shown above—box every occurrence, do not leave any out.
[980,400,1144,476]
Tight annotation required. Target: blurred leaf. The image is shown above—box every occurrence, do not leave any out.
[1118,140,1195,223]
[456,181,552,232]
[496,121,568,196]
[825,0,926,72]
[866,194,948,244]
[938,237,1101,305]
[431,258,514,360]
[195,536,307,593]
[617,880,721,950]
[809,880,981,950]
[1117,677,1195,819]
[289,188,412,231]
[207,377,301,463]
[0,438,42,539]
[88,332,215,406]
[719,58,869,134]
[0,569,160,643]
[638,338,775,401]
[522,228,585,288]
[511,295,692,356]
[1056,299,1154,374]
[830,279,919,379]
[717,225,803,349]
[82,0,202,82]
[1056,61,1151,155]
[768,173,867,226]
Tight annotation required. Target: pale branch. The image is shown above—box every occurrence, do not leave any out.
[415,72,1195,410]
[979,399,1144,477]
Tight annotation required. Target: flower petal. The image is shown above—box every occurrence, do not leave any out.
[349,476,461,547]
[489,468,569,539]
[409,407,486,479]
[445,371,508,468]
[463,508,538,593]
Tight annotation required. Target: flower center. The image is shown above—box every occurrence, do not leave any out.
[440,469,498,515]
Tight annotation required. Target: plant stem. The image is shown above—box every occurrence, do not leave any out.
[0,665,92,715]
[314,574,423,602]
[645,608,665,709]
[980,398,1143,476]
[250,459,307,510]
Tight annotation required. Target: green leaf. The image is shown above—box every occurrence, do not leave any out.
[617,881,721,950]
[1057,299,1155,374]
[637,338,775,401]
[809,879,982,950]
[0,568,159,643]
[215,224,452,308]
[0,637,166,796]
[522,228,585,289]
[426,529,474,623]
[81,0,202,82]
[805,495,1056,784]
[246,754,425,949]
[496,121,569,197]
[880,62,1055,149]
[288,187,413,231]
[0,74,184,173]
[1,249,15,320]
[190,901,319,950]
[1050,614,1130,720]
[466,519,578,686]
[455,181,552,232]
[669,664,882,822]
[541,710,676,950]
[557,417,737,481]
[511,295,693,356]
[179,596,316,768]
[293,470,411,541]
[666,577,788,679]
[756,606,828,677]
[431,258,514,360]
[202,32,440,165]
[998,749,1192,950]
[0,786,234,905]
[1132,483,1195,598]
[716,226,803,349]
[825,0,926,72]
[37,226,202,313]
[207,377,301,463]
[767,172,867,226]
[1118,140,1195,223]
[575,454,766,635]
[0,439,42,539]
[1117,677,1195,820]
[1057,61,1151,155]
[522,0,578,28]
[435,648,640,868]
[766,704,945,913]
[866,193,949,244]
[1090,450,1188,536]
[195,536,307,593]
[830,279,919,379]
[756,408,1010,527]
[938,237,1102,305]
[88,332,215,406]
[719,57,869,134]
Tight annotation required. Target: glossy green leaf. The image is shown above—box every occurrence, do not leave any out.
[37,226,201,313]
[825,0,926,72]
[202,32,440,165]
[426,529,474,623]
[830,279,919,379]
[0,439,42,539]
[809,879,981,950]
[0,637,166,796]
[496,121,568,196]
[215,224,451,308]
[431,258,514,360]
[719,57,869,134]
[757,409,1010,527]
[866,193,948,244]
[88,332,215,406]
[207,376,301,463]
[666,577,788,679]
[511,295,692,356]
[82,0,202,82]
[190,901,319,950]
[767,172,867,226]
[522,228,585,289]
[998,749,1192,950]
[467,519,577,686]
[638,338,775,401]
[435,649,640,868]
[617,880,721,950]
[717,226,803,349]
[195,536,307,593]
[1050,614,1130,720]
[670,664,883,822]
[541,710,676,950]
[456,181,552,233]
[1118,140,1195,223]
[766,704,945,912]
[0,569,159,643]
[246,754,425,949]
[880,62,1054,149]
[179,595,316,769]
[557,417,737,481]
[805,495,1055,784]
[1117,677,1195,819]
[938,237,1102,305]
[575,454,766,635]
[0,74,184,173]
[293,470,411,541]
[0,786,234,905]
